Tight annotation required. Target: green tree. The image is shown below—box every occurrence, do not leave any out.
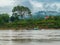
[0,13,9,23]
[12,6,31,19]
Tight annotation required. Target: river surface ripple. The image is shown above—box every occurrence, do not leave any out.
[0,30,60,45]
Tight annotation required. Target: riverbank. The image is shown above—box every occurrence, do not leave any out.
[0,27,60,30]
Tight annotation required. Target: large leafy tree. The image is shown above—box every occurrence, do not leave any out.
[12,6,31,19]
[0,13,9,23]
[0,13,9,26]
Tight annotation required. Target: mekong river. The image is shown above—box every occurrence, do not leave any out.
[0,30,60,45]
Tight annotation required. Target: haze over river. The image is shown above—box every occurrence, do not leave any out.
[0,30,60,45]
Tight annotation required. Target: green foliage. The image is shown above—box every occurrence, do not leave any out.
[12,5,31,19]
[0,5,60,29]
[0,13,9,23]
[0,13,9,27]
[0,13,60,29]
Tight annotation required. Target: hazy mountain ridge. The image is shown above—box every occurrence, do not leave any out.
[29,11,60,19]
[35,11,60,15]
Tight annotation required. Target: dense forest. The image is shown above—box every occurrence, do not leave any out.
[0,5,60,30]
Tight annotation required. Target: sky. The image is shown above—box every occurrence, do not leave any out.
[0,0,60,15]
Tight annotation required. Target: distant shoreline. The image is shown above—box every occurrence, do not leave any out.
[0,28,60,30]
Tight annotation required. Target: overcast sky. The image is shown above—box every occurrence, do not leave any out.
[0,0,60,15]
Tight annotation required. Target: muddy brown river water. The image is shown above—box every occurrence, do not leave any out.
[0,30,60,45]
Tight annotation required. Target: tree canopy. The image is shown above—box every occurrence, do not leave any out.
[12,6,31,19]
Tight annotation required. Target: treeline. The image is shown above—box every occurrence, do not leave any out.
[0,5,60,30]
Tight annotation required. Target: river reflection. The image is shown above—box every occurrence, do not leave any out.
[0,30,60,45]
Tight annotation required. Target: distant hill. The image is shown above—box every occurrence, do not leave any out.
[31,11,60,19]
[35,11,60,16]
[24,11,60,19]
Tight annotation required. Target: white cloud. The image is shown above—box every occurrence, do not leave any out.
[29,0,43,12]
[30,1,43,7]
[0,0,15,7]
[0,0,60,15]
[29,0,60,12]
